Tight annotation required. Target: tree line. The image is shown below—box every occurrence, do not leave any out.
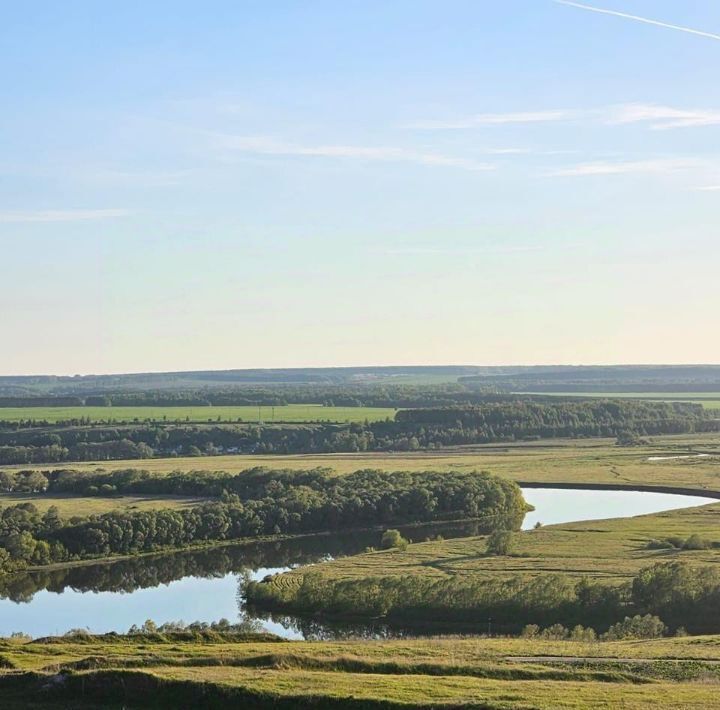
[0,519,480,604]
[0,470,527,574]
[0,383,504,410]
[245,560,720,635]
[0,399,716,464]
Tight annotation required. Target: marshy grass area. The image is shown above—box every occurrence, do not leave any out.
[260,501,720,591]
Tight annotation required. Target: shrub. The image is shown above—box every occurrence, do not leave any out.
[381,529,408,551]
[648,535,714,551]
[541,623,568,640]
[603,614,666,640]
[486,529,514,556]
[521,624,540,638]
[683,534,711,551]
[64,628,90,637]
[570,624,597,642]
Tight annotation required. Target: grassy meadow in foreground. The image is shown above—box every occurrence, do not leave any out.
[0,404,397,424]
[3,633,720,708]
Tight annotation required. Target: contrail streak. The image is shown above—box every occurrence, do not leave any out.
[554,0,720,41]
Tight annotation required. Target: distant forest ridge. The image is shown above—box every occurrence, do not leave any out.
[1,366,484,392]
[1,364,720,397]
[460,365,720,392]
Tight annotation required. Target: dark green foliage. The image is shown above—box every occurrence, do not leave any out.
[247,561,720,635]
[632,562,720,632]
[246,571,602,629]
[395,400,714,440]
[682,534,711,550]
[522,619,659,642]
[0,397,716,464]
[380,530,408,551]
[486,530,514,556]
[647,534,715,551]
[0,470,526,569]
[0,397,83,408]
[603,614,666,640]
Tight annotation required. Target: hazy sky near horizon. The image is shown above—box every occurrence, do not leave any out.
[2,0,719,375]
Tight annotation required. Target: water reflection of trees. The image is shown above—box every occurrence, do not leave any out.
[0,520,482,604]
[244,608,473,641]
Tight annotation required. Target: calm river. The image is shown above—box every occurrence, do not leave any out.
[0,488,716,638]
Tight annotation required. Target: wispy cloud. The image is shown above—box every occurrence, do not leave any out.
[0,209,131,223]
[607,104,720,130]
[408,111,575,130]
[412,103,720,132]
[694,185,720,192]
[545,158,702,177]
[554,1,720,42]
[213,134,495,171]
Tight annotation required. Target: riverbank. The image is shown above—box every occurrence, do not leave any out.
[18,516,481,576]
[517,481,720,499]
[245,499,720,632]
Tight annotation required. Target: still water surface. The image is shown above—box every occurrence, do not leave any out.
[0,488,715,638]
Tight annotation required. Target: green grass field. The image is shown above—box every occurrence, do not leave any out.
[266,501,720,593]
[269,504,720,594]
[0,404,397,424]
[3,633,720,708]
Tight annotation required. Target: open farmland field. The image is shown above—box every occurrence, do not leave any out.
[3,633,720,709]
[0,404,398,424]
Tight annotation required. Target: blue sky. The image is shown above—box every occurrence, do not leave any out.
[2,1,719,375]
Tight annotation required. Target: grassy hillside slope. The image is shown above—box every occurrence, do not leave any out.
[3,633,720,708]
